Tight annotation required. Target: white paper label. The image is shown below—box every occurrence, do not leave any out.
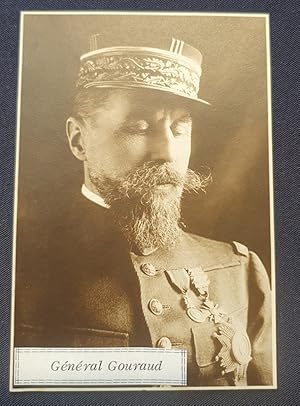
[14,347,187,386]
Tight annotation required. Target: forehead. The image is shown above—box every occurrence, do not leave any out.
[100,88,193,119]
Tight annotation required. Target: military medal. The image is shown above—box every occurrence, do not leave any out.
[199,299,227,323]
[182,290,208,323]
[184,267,252,382]
[183,268,212,323]
[167,266,252,382]
[185,268,212,323]
[185,268,227,324]
[166,267,215,324]
[213,319,252,382]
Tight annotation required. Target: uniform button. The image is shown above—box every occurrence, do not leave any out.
[148,298,163,315]
[157,337,172,349]
[140,263,157,276]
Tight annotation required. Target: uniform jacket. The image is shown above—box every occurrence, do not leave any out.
[15,190,273,386]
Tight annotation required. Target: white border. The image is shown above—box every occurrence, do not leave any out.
[22,11,268,17]
[9,10,24,393]
[266,14,278,388]
[10,10,277,392]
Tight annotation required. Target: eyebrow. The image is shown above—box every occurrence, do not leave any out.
[117,117,149,133]
[120,109,192,125]
[173,113,192,123]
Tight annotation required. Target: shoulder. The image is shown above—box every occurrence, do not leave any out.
[180,232,270,287]
[179,231,250,271]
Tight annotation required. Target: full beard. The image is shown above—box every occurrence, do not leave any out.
[88,161,211,251]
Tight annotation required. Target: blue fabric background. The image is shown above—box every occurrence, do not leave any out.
[0,1,299,405]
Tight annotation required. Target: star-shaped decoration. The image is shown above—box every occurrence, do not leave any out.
[213,320,252,382]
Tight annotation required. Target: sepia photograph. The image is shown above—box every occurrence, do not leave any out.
[11,11,276,390]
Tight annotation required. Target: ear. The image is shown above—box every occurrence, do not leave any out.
[66,117,87,161]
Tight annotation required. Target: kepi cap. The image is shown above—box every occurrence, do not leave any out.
[76,35,210,106]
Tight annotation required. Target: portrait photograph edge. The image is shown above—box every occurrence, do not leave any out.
[10,10,277,391]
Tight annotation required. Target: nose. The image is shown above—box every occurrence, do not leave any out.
[148,122,175,163]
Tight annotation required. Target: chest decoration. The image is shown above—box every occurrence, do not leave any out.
[213,319,252,381]
[167,267,252,383]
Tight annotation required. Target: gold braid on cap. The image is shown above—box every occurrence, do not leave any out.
[76,38,209,104]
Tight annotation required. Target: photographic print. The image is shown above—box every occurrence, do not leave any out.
[10,11,276,390]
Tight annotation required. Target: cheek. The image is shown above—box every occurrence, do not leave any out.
[87,135,148,174]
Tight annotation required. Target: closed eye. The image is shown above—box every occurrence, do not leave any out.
[119,119,150,135]
[171,114,192,136]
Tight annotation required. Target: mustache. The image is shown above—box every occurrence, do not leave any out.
[88,161,212,206]
[122,162,184,192]
[117,161,212,198]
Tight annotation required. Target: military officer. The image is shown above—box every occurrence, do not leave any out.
[15,36,273,386]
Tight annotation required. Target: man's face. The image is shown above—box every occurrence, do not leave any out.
[68,88,208,251]
[83,89,192,183]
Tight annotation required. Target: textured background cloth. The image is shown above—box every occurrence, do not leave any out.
[0,1,299,405]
